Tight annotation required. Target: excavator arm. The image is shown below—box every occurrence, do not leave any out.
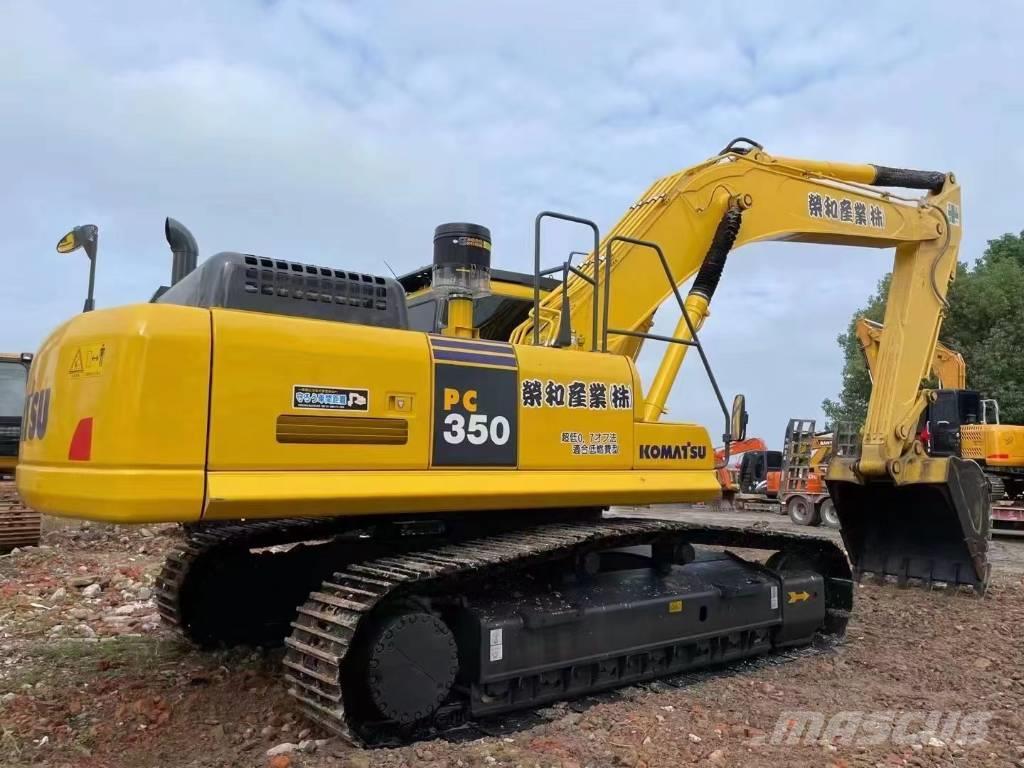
[512,140,989,589]
[856,316,966,390]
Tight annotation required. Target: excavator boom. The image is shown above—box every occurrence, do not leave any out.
[513,139,988,589]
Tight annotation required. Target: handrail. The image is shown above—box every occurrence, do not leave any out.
[601,235,732,467]
[532,212,601,351]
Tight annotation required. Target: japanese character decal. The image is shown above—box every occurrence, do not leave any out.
[811,195,885,230]
[588,382,608,409]
[568,381,587,409]
[544,380,566,407]
[611,383,633,410]
[808,192,823,218]
[521,379,542,408]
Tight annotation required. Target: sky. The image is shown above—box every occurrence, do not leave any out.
[2,0,1023,445]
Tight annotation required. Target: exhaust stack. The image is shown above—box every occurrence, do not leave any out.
[165,217,198,285]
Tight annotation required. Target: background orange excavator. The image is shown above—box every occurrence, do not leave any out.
[715,437,781,510]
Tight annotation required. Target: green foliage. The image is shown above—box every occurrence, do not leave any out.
[824,231,1024,426]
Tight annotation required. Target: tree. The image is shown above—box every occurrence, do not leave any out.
[824,231,1024,426]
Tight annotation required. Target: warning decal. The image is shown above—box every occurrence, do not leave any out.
[68,344,106,378]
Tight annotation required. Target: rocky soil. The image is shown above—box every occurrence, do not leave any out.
[1,511,1023,768]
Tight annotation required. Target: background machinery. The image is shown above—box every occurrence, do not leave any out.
[858,316,1024,531]
[17,142,986,742]
[777,419,852,529]
[0,353,40,551]
[715,422,849,528]
[714,437,782,512]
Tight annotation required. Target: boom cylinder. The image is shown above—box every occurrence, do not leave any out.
[772,156,947,193]
[642,206,742,422]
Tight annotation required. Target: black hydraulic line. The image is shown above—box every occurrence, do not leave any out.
[718,137,763,155]
[689,205,742,301]
[870,165,947,193]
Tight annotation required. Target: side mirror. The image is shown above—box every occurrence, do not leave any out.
[56,224,98,261]
[56,224,99,313]
[730,394,748,442]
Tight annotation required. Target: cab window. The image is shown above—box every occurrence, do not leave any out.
[0,362,28,419]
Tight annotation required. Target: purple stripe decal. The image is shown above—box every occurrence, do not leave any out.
[432,348,517,367]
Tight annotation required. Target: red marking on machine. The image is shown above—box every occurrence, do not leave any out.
[68,417,93,461]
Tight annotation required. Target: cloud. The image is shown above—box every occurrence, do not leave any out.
[2,0,1022,444]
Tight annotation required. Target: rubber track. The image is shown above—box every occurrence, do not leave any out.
[282,518,851,744]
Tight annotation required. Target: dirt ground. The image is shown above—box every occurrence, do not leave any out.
[1,508,1023,768]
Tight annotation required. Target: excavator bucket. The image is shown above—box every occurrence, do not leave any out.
[827,457,990,592]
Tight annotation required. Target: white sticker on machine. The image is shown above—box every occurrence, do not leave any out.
[489,628,503,661]
[771,585,779,610]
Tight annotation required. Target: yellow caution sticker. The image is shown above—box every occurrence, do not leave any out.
[69,343,106,378]
[668,600,683,613]
[787,590,811,604]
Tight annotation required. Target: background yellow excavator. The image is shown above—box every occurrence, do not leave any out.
[0,352,40,550]
[856,316,966,390]
[857,316,1024,499]
[17,140,986,742]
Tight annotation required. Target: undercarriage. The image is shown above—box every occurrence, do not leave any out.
[155,512,853,744]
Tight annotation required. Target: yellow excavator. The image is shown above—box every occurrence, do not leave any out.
[17,140,987,743]
[0,352,41,551]
[856,316,967,390]
[858,316,1024,499]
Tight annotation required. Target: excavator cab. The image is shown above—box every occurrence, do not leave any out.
[0,355,30,481]
[738,449,782,494]
[927,389,983,456]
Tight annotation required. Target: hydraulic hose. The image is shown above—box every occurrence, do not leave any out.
[689,205,742,302]
[641,204,743,423]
